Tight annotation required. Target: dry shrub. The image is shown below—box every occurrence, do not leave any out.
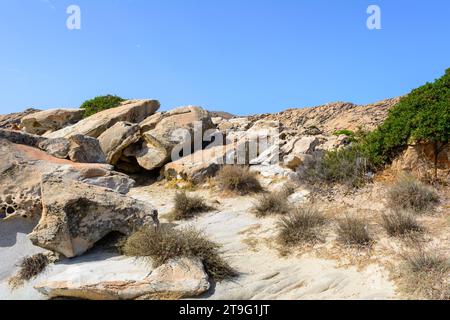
[337,217,372,247]
[398,248,449,300]
[216,166,263,195]
[122,225,236,281]
[252,191,291,218]
[168,191,213,221]
[382,211,424,237]
[9,254,49,289]
[277,206,326,246]
[387,176,439,214]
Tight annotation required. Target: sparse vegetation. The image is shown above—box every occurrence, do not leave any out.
[167,191,213,221]
[9,254,50,289]
[387,176,439,214]
[300,146,372,188]
[382,211,423,237]
[216,166,263,195]
[252,191,291,218]
[337,217,372,247]
[398,248,449,300]
[361,69,450,179]
[80,95,125,118]
[122,225,236,281]
[277,206,326,246]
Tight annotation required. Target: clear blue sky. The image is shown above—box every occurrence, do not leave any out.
[1,0,449,115]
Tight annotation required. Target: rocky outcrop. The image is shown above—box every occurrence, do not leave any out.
[34,257,209,300]
[0,108,40,130]
[28,174,158,258]
[0,139,135,220]
[0,129,47,148]
[391,142,450,181]
[128,106,214,171]
[98,122,141,165]
[45,100,160,139]
[20,109,83,135]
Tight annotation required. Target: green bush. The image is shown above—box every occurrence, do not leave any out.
[300,146,372,188]
[122,225,236,281]
[80,95,125,118]
[361,69,450,176]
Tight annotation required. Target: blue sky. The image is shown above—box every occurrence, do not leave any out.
[1,0,449,115]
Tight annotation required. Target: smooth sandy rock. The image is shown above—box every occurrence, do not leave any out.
[21,109,83,135]
[45,100,160,139]
[34,257,209,300]
[98,122,141,165]
[28,174,159,258]
[67,134,106,163]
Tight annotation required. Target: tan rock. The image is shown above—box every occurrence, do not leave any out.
[34,257,209,300]
[44,100,160,139]
[28,174,158,258]
[134,106,214,171]
[21,109,83,135]
[0,108,40,130]
[98,122,141,165]
[0,139,135,221]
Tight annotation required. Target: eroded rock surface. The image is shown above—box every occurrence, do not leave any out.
[21,109,83,135]
[28,174,159,258]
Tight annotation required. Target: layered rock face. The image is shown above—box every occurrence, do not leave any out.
[20,109,83,135]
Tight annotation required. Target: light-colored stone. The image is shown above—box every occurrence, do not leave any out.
[28,174,159,258]
[34,257,209,300]
[45,100,160,139]
[134,106,214,171]
[21,109,83,135]
[98,122,141,165]
[0,128,46,148]
[0,108,40,131]
[37,138,70,159]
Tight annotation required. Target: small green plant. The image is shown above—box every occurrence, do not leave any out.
[168,191,213,221]
[216,166,263,195]
[9,254,50,289]
[80,95,125,118]
[277,206,326,246]
[337,217,372,247]
[399,248,449,300]
[122,225,236,281]
[387,176,439,214]
[252,191,291,218]
[382,211,423,237]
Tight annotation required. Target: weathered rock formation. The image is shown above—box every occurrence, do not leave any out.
[20,108,83,135]
[28,174,158,258]
[45,99,160,139]
[0,108,40,130]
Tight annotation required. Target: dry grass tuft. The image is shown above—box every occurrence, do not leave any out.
[398,248,449,300]
[122,225,236,281]
[277,206,326,246]
[9,254,50,289]
[167,191,213,221]
[382,210,424,237]
[216,166,263,195]
[387,176,439,214]
[337,217,373,247]
[252,191,291,218]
